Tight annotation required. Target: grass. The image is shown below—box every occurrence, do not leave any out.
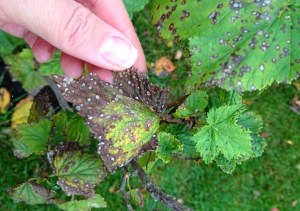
[1,4,300,211]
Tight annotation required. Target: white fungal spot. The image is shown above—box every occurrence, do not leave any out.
[237,81,242,86]
[260,64,265,71]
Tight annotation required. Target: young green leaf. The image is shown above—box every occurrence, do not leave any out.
[52,68,168,172]
[39,52,64,76]
[124,0,149,19]
[202,111,266,173]
[156,132,183,163]
[9,182,54,205]
[152,1,300,92]
[48,145,106,197]
[174,90,208,118]
[58,194,107,211]
[193,105,252,163]
[3,49,45,91]
[0,31,25,56]
[12,119,52,158]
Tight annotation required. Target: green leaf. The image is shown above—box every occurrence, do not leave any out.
[156,132,182,163]
[163,124,199,159]
[129,188,144,208]
[52,111,90,145]
[3,49,45,91]
[213,111,266,173]
[0,31,25,56]
[208,89,243,108]
[58,194,107,211]
[174,90,208,118]
[137,152,157,173]
[237,112,266,157]
[48,148,106,197]
[39,52,64,76]
[12,119,52,158]
[124,0,149,19]
[194,105,252,163]
[151,1,300,92]
[10,182,54,205]
[66,113,90,145]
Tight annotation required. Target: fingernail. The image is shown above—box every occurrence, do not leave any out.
[99,36,138,70]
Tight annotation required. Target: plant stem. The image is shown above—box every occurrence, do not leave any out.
[44,77,71,110]
[131,160,192,211]
[120,170,134,211]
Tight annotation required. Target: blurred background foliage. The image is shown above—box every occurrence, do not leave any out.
[0,2,300,211]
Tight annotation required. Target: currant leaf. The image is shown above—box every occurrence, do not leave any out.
[174,90,208,118]
[9,182,54,205]
[12,119,52,158]
[52,68,168,172]
[151,0,300,92]
[47,143,106,197]
[193,105,252,163]
[3,49,45,91]
[124,0,149,19]
[156,132,183,163]
[58,194,107,211]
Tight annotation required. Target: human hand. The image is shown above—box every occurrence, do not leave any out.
[0,0,146,82]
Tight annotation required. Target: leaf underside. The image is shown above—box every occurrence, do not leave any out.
[52,68,169,172]
[152,0,300,92]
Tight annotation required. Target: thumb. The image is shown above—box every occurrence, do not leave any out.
[1,0,138,71]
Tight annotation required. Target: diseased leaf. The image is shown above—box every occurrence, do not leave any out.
[58,194,107,211]
[28,87,58,123]
[193,105,252,163]
[47,143,106,197]
[113,68,169,114]
[12,119,52,158]
[9,182,54,205]
[39,52,64,76]
[124,0,149,19]
[152,1,300,92]
[3,49,45,91]
[156,132,182,163]
[174,90,208,118]
[215,154,237,174]
[52,68,168,172]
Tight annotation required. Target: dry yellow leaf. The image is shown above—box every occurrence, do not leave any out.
[154,56,176,76]
[11,96,33,128]
[0,88,11,113]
